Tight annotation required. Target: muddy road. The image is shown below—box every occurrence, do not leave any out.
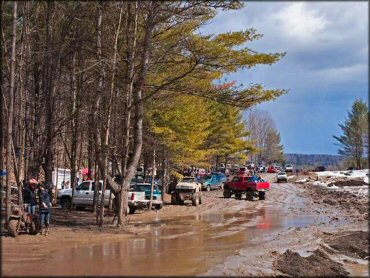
[2,174,368,276]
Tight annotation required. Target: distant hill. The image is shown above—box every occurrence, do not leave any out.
[284,153,345,169]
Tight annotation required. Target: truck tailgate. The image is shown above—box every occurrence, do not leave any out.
[257,182,270,190]
[128,191,146,201]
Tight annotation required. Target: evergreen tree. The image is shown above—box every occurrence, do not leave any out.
[333,99,369,169]
[264,129,285,165]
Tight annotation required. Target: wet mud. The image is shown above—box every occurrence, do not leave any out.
[274,249,350,277]
[2,174,369,276]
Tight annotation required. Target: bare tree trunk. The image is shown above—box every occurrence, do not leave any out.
[70,53,78,192]
[149,150,155,210]
[5,1,17,226]
[119,1,138,225]
[97,2,123,227]
[0,1,4,189]
[43,1,55,183]
[117,2,156,227]
[92,3,104,216]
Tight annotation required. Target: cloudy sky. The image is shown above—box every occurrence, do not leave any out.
[200,2,368,155]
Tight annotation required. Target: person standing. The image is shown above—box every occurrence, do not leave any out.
[25,179,38,215]
[38,182,52,235]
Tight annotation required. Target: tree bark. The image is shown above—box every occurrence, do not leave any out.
[42,1,55,184]
[149,150,155,210]
[5,1,17,226]
[117,2,156,227]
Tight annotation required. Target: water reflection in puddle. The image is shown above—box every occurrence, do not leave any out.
[26,205,334,276]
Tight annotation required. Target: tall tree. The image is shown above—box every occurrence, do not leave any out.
[264,129,285,165]
[245,108,284,165]
[5,1,17,225]
[333,99,369,169]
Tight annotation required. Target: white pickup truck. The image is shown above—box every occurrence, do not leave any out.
[57,180,146,214]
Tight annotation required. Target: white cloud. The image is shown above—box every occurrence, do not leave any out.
[199,2,368,154]
[271,3,328,43]
[312,63,368,84]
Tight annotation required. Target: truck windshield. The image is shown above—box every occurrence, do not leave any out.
[181,178,194,183]
[135,185,159,192]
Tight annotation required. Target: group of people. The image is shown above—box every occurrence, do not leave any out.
[23,179,52,236]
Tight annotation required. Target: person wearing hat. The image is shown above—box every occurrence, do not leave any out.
[25,178,39,215]
[38,182,52,235]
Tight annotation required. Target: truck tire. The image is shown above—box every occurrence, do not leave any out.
[235,193,242,200]
[171,193,178,205]
[258,192,266,200]
[128,206,136,214]
[223,189,232,198]
[206,185,211,192]
[155,204,163,210]
[192,193,200,206]
[29,218,39,235]
[199,194,202,204]
[61,197,72,210]
[179,198,185,206]
[8,219,19,237]
[246,191,254,201]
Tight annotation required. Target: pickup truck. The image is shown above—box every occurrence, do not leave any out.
[201,172,227,191]
[171,177,202,206]
[57,180,146,214]
[223,175,270,201]
[131,182,163,210]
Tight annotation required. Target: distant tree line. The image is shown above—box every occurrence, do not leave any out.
[284,153,345,169]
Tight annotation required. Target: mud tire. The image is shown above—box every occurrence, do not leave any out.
[246,191,254,201]
[171,193,178,205]
[206,185,211,192]
[29,219,39,235]
[128,206,136,214]
[61,197,72,210]
[199,194,202,204]
[235,193,242,200]
[8,219,19,237]
[223,189,232,198]
[259,192,266,200]
[192,193,200,206]
[155,204,163,210]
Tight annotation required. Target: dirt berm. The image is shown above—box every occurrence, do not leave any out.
[274,249,349,277]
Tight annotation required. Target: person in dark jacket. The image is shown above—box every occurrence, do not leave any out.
[24,179,38,215]
[38,182,52,235]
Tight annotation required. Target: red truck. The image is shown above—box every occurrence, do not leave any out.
[223,175,270,200]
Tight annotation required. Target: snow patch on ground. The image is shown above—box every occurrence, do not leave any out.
[298,170,369,199]
[317,169,369,179]
[340,185,369,198]
[296,178,309,183]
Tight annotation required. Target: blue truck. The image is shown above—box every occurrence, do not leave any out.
[201,172,227,191]
[132,183,163,210]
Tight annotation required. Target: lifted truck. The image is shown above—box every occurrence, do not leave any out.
[171,177,202,206]
[223,175,270,201]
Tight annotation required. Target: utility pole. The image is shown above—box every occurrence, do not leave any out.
[149,149,155,210]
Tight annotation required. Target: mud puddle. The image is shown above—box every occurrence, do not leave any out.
[8,200,335,276]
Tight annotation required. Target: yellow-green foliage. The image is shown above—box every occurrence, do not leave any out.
[147,95,212,168]
[147,96,254,168]
[144,2,287,169]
